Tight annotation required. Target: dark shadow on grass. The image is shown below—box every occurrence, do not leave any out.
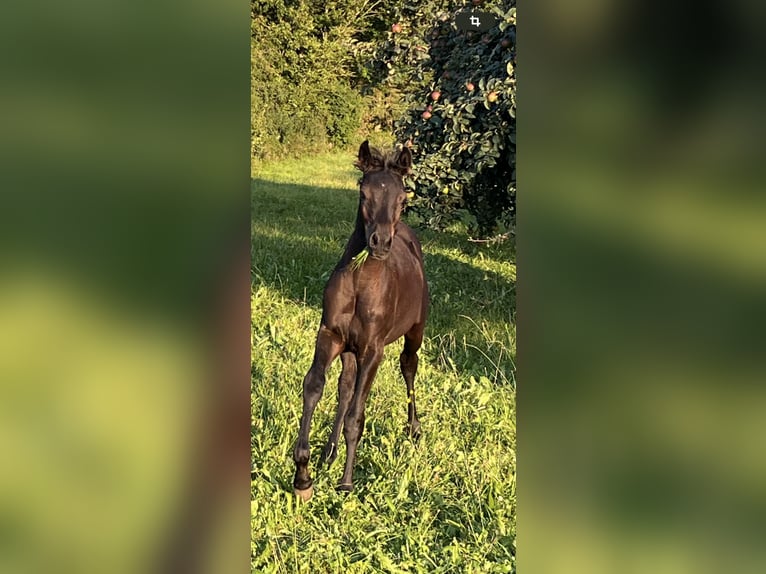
[251,227,342,309]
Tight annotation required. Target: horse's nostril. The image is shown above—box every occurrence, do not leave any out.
[370,232,379,247]
[384,235,393,249]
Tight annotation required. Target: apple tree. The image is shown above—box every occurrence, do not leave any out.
[357,1,516,238]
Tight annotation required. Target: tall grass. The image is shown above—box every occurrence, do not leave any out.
[252,152,516,573]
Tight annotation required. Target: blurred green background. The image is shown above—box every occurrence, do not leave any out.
[0,1,249,573]
[523,1,766,573]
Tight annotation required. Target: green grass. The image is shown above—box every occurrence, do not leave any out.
[252,152,516,573]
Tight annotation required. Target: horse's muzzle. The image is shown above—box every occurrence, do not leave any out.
[368,229,393,259]
[370,250,391,260]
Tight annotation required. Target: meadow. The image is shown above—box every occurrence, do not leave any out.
[251,152,516,573]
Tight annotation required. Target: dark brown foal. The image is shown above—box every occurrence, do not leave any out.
[292,141,429,501]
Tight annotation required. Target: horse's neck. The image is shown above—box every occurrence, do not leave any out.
[348,208,366,251]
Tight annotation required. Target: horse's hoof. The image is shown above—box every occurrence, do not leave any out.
[336,483,354,494]
[294,485,314,502]
[407,421,422,441]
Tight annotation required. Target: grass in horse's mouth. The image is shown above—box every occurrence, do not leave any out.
[350,247,369,270]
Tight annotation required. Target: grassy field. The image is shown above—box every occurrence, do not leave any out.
[251,152,516,573]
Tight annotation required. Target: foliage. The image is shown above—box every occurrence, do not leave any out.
[251,0,517,237]
[251,152,516,572]
[357,1,516,237]
[250,0,369,162]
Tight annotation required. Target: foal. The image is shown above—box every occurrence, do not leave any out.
[292,141,429,501]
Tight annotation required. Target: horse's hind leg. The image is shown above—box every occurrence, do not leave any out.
[338,345,384,492]
[292,326,342,501]
[400,324,424,440]
[322,351,356,467]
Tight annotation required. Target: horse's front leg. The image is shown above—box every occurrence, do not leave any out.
[293,326,342,501]
[322,351,356,467]
[338,345,383,493]
[401,324,425,440]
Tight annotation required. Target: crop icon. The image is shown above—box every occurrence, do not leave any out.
[455,10,498,32]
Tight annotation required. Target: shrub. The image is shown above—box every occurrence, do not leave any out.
[250,0,366,162]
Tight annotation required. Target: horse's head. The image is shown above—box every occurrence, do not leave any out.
[354,140,412,260]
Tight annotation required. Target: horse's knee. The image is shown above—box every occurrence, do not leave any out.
[399,350,418,373]
[339,368,355,388]
[303,368,325,396]
[339,357,356,382]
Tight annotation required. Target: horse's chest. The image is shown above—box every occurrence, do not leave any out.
[353,296,394,324]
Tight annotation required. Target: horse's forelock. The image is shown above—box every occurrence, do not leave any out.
[356,145,409,176]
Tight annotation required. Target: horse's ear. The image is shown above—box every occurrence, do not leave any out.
[391,146,413,177]
[355,140,375,172]
[357,140,371,169]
